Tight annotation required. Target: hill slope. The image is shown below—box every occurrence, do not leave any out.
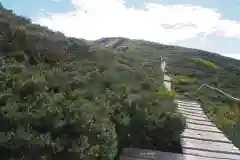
[0,4,185,160]
[96,37,240,149]
[1,3,240,158]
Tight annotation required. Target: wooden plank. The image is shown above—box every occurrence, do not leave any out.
[176,102,199,105]
[182,129,231,143]
[164,81,172,91]
[179,110,208,119]
[164,75,171,81]
[181,138,240,154]
[164,80,172,82]
[183,147,240,160]
[175,100,200,105]
[181,109,209,119]
[179,109,206,117]
[177,105,203,111]
[178,108,204,114]
[120,154,223,160]
[181,112,208,119]
[182,154,222,160]
[177,104,202,109]
[176,101,200,105]
[177,103,201,108]
[120,148,240,160]
[175,100,199,103]
[182,114,210,122]
[182,135,232,144]
[186,118,215,127]
[186,122,222,133]
[178,108,205,115]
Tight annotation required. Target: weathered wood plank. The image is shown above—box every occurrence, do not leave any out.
[186,118,216,126]
[182,135,232,144]
[120,154,220,160]
[183,147,240,160]
[177,105,203,111]
[179,111,208,119]
[175,100,200,105]
[178,106,205,113]
[178,108,205,115]
[178,109,205,115]
[186,122,222,133]
[177,104,201,108]
[175,99,199,103]
[181,114,210,122]
[182,129,230,142]
[120,148,232,160]
[182,138,240,154]
[181,112,208,119]
[177,104,202,110]
[181,154,222,160]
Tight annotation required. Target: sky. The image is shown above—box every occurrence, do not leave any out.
[1,0,240,59]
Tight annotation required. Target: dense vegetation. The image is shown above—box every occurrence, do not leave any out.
[2,1,240,158]
[97,37,240,149]
[0,4,185,160]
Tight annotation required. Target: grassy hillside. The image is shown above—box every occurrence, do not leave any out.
[97,37,240,149]
[1,2,240,158]
[0,4,185,160]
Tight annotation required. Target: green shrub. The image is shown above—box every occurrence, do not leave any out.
[0,50,185,159]
[0,59,117,160]
[196,89,240,149]
[174,75,197,84]
[0,5,186,159]
[191,58,219,69]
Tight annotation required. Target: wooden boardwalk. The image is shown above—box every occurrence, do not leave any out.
[120,148,232,160]
[120,100,240,159]
[176,99,240,160]
[120,59,240,159]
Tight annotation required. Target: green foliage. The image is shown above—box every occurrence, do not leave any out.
[191,57,219,69]
[156,86,177,98]
[197,91,240,149]
[0,5,186,159]
[174,75,197,84]
[0,51,185,159]
[97,37,240,150]
[0,59,118,160]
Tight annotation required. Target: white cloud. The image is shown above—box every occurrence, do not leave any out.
[36,0,240,44]
[216,20,240,38]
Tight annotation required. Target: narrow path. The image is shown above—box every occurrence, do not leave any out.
[176,100,240,160]
[163,59,240,159]
[120,57,240,159]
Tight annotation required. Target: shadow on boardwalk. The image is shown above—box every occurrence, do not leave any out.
[120,148,185,160]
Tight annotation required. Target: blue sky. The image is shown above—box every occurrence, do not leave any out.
[1,0,73,19]
[2,0,240,21]
[1,0,240,59]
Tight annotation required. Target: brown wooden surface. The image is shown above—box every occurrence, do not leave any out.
[120,100,240,160]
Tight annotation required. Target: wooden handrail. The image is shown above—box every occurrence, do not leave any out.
[197,84,240,102]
